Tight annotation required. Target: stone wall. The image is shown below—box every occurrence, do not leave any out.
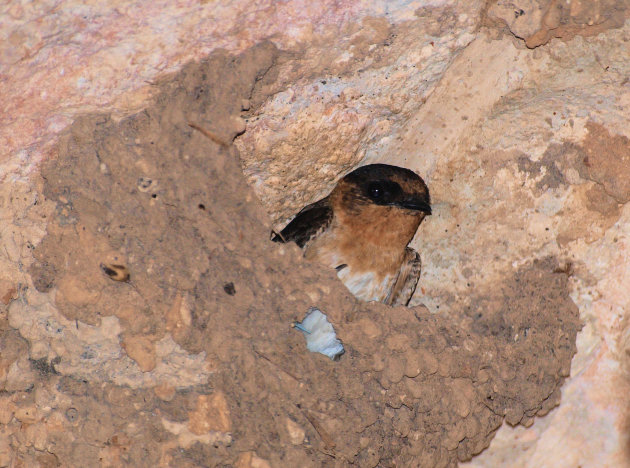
[1,1,629,466]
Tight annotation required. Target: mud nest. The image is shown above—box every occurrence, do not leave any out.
[21,44,580,467]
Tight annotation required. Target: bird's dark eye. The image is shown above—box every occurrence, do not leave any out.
[368,182,383,199]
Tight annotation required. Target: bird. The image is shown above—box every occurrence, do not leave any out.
[272,164,431,306]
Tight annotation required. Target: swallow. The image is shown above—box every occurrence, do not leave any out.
[272,164,431,306]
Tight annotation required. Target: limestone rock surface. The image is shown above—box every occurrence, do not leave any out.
[1,0,630,466]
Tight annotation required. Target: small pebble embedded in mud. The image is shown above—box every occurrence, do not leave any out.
[223,282,236,295]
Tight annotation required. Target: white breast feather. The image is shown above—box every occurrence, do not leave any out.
[337,268,394,302]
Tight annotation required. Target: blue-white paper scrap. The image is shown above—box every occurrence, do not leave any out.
[294,307,344,361]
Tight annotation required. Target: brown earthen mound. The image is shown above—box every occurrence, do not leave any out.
[20,44,579,467]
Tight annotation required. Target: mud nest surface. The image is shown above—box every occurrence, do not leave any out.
[21,44,581,467]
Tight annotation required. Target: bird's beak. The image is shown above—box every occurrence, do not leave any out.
[398,196,432,214]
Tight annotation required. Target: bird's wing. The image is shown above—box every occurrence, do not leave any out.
[271,197,333,248]
[385,247,422,307]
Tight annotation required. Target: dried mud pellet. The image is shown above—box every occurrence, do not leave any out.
[383,357,404,384]
[522,415,535,427]
[340,376,364,399]
[498,363,516,381]
[464,415,481,439]
[392,407,413,436]
[403,351,421,378]
[371,353,385,372]
[505,401,524,425]
[154,384,176,402]
[377,373,391,390]
[450,378,474,418]
[238,257,253,270]
[100,263,130,282]
[476,368,490,383]
[385,333,409,352]
[231,116,246,134]
[358,318,381,339]
[451,392,472,419]
[404,376,423,399]
[385,387,405,409]
[437,352,454,377]
[14,405,38,424]
[406,432,425,456]
[356,446,380,468]
[352,399,378,431]
[444,420,466,450]
[122,334,157,372]
[416,348,439,375]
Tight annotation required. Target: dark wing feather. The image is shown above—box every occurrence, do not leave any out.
[271,197,333,248]
[385,247,422,306]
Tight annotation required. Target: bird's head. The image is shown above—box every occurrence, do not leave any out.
[333,163,431,218]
